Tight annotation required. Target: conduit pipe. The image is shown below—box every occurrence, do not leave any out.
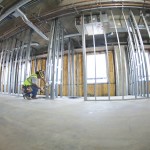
[16,9,49,41]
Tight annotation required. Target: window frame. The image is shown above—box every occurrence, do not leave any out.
[86,52,108,84]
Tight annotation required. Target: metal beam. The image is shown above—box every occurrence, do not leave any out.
[111,10,124,99]
[64,33,81,39]
[0,0,32,22]
[16,9,49,41]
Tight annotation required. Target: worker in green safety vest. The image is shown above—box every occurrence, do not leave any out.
[22,70,46,99]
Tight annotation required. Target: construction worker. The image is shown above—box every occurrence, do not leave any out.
[22,70,46,99]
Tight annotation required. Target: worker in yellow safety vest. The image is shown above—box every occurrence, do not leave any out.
[22,70,46,99]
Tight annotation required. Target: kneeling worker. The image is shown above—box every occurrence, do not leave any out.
[22,70,45,99]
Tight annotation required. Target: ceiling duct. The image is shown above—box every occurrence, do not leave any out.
[0,0,32,22]
[12,11,20,18]
[16,8,49,41]
[75,14,109,35]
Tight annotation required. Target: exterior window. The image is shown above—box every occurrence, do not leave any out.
[87,53,107,83]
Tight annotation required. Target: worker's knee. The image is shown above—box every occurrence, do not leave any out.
[31,86,38,96]
[22,86,32,94]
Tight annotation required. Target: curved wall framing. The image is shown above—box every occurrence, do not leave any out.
[0,8,150,100]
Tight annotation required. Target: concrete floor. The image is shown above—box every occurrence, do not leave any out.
[0,95,150,150]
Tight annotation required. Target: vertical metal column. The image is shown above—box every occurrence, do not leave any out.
[7,37,17,94]
[55,22,61,98]
[3,41,9,93]
[1,40,9,93]
[141,12,150,96]
[126,44,132,94]
[4,38,13,93]
[129,16,143,97]
[111,10,124,99]
[122,10,137,99]
[76,53,79,96]
[24,29,32,81]
[4,49,9,93]
[130,10,149,98]
[91,13,97,101]
[132,18,144,97]
[45,20,55,99]
[50,41,56,99]
[17,31,26,95]
[141,12,150,97]
[60,27,64,97]
[71,43,75,96]
[68,38,71,96]
[50,19,58,99]
[12,38,22,94]
[127,44,132,94]
[127,39,137,97]
[21,39,28,88]
[34,58,37,72]
[0,40,5,92]
[104,33,110,100]
[10,48,16,94]
[81,14,87,101]
[3,41,8,93]
[0,43,1,53]
[100,9,110,100]
[0,46,3,92]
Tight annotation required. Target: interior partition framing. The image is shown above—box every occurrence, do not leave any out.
[0,29,33,95]
[0,8,150,100]
[80,8,150,101]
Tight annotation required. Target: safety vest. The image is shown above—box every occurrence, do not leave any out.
[23,74,37,86]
